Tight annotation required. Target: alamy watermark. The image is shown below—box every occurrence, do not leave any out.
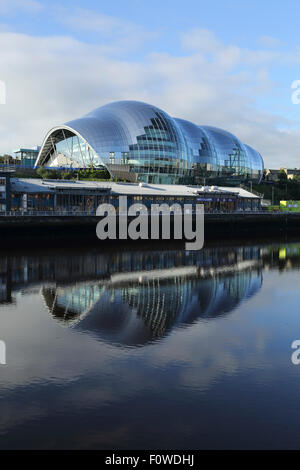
[291,340,300,364]
[96,196,204,250]
[0,340,6,365]
[0,80,6,105]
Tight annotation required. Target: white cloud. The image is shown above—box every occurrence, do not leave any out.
[57,7,134,35]
[182,28,279,68]
[55,6,157,51]
[181,28,221,53]
[258,35,281,48]
[0,26,299,168]
[0,0,42,14]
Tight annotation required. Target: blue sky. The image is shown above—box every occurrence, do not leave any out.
[1,0,300,167]
[5,0,300,46]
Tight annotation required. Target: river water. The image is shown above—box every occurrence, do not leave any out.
[0,240,299,449]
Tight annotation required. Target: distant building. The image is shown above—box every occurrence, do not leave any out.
[14,147,40,168]
[286,169,300,180]
[265,169,282,182]
[265,168,300,182]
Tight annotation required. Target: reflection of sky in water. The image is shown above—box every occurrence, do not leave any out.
[0,243,300,448]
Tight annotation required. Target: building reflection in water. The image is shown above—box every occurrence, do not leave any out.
[36,246,262,347]
[10,242,300,345]
[42,269,262,347]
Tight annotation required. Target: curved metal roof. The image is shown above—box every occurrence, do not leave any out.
[36,100,264,182]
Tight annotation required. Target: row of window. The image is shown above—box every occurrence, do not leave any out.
[8,192,261,212]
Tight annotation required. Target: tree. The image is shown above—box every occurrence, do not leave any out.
[278,169,287,181]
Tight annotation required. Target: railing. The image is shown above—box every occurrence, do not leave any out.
[0,211,98,216]
[0,209,290,217]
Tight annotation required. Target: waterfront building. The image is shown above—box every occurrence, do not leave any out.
[0,168,262,214]
[7,178,261,213]
[35,100,264,185]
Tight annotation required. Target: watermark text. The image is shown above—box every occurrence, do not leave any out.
[0,340,6,365]
[96,196,204,250]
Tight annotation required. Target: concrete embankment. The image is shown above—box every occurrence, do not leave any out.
[204,212,298,236]
[0,213,298,243]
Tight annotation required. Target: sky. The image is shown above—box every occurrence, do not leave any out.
[1,0,300,168]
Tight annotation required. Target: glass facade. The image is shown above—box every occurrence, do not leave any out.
[36,101,264,184]
[176,119,263,182]
[48,134,99,168]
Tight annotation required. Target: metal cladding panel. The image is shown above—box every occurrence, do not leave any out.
[36,100,264,183]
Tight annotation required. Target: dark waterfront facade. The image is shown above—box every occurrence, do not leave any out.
[0,240,300,449]
[0,171,12,212]
[35,100,264,185]
[2,172,261,214]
